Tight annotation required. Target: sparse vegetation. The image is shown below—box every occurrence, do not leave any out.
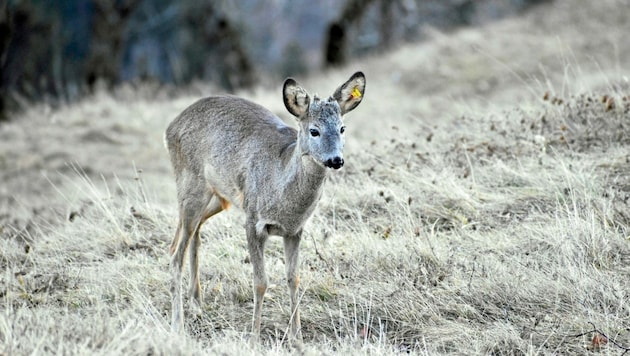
[1,0,629,354]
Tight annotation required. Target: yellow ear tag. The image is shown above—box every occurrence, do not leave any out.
[350,87,362,99]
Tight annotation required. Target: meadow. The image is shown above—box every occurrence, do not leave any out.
[1,0,629,354]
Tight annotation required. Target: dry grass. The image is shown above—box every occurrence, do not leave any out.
[2,0,630,354]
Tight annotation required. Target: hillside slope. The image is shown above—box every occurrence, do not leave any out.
[1,0,629,354]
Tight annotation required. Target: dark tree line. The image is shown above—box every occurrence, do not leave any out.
[0,0,257,120]
[0,0,551,121]
[85,0,141,90]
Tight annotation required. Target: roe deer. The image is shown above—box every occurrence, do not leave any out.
[165,72,366,341]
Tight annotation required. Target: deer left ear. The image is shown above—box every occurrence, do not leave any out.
[332,71,366,115]
[283,78,311,118]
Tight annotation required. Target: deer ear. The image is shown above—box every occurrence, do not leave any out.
[332,71,365,115]
[283,78,311,118]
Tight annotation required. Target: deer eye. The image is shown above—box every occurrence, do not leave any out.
[309,129,320,137]
[340,126,346,134]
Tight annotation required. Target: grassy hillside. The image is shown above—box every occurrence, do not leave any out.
[1,0,629,354]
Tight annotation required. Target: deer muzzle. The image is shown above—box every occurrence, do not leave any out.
[324,156,344,169]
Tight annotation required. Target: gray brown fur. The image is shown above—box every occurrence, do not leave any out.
[165,72,366,341]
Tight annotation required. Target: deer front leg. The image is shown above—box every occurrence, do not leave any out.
[283,231,302,341]
[246,219,268,340]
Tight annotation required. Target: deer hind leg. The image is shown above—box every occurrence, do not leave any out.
[246,218,268,340]
[283,232,303,342]
[188,194,226,313]
[170,182,213,333]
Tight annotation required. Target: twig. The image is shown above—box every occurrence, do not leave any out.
[569,322,630,354]
[310,233,334,273]
[524,321,630,354]
[467,256,477,290]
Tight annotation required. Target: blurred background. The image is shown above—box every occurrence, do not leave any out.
[0,0,550,120]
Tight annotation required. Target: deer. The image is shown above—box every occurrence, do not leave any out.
[165,71,366,342]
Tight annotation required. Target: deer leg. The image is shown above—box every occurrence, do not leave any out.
[170,187,209,333]
[188,195,224,313]
[169,220,182,255]
[170,212,196,333]
[283,231,303,341]
[187,227,203,315]
[246,219,268,340]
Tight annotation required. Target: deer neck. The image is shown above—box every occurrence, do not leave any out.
[281,141,328,197]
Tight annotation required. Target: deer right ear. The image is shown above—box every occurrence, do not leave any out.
[332,71,365,115]
[283,78,311,118]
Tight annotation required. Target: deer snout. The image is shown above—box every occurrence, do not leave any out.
[324,156,344,169]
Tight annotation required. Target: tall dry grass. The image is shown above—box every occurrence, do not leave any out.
[1,0,629,354]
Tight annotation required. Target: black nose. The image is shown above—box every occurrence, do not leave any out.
[324,157,344,169]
